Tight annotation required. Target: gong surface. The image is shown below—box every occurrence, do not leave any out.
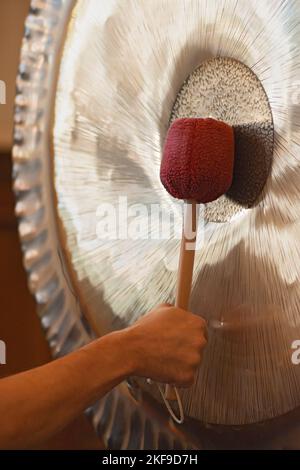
[53,0,300,425]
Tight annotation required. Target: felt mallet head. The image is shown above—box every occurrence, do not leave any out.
[160,117,234,203]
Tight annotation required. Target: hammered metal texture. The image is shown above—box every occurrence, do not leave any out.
[171,57,274,222]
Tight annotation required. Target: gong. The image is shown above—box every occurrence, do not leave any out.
[13,0,300,449]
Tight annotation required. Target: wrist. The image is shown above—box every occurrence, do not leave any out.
[116,325,143,377]
[99,327,138,380]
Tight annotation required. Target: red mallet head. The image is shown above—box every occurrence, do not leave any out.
[160,118,234,203]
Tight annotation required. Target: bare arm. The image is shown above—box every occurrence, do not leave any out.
[0,304,207,449]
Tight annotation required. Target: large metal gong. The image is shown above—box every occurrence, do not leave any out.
[13,0,300,449]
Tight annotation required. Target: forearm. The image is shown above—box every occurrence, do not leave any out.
[0,329,133,449]
[0,304,207,449]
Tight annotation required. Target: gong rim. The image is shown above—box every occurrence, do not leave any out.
[12,0,197,450]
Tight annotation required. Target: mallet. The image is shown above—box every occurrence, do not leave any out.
[160,117,234,408]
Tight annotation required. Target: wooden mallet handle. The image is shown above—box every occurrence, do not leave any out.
[165,200,198,401]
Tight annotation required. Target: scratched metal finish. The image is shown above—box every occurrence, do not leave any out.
[53,0,300,425]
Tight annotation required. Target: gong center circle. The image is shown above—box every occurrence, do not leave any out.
[170,57,274,223]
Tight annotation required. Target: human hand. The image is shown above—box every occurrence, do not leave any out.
[124,303,207,387]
